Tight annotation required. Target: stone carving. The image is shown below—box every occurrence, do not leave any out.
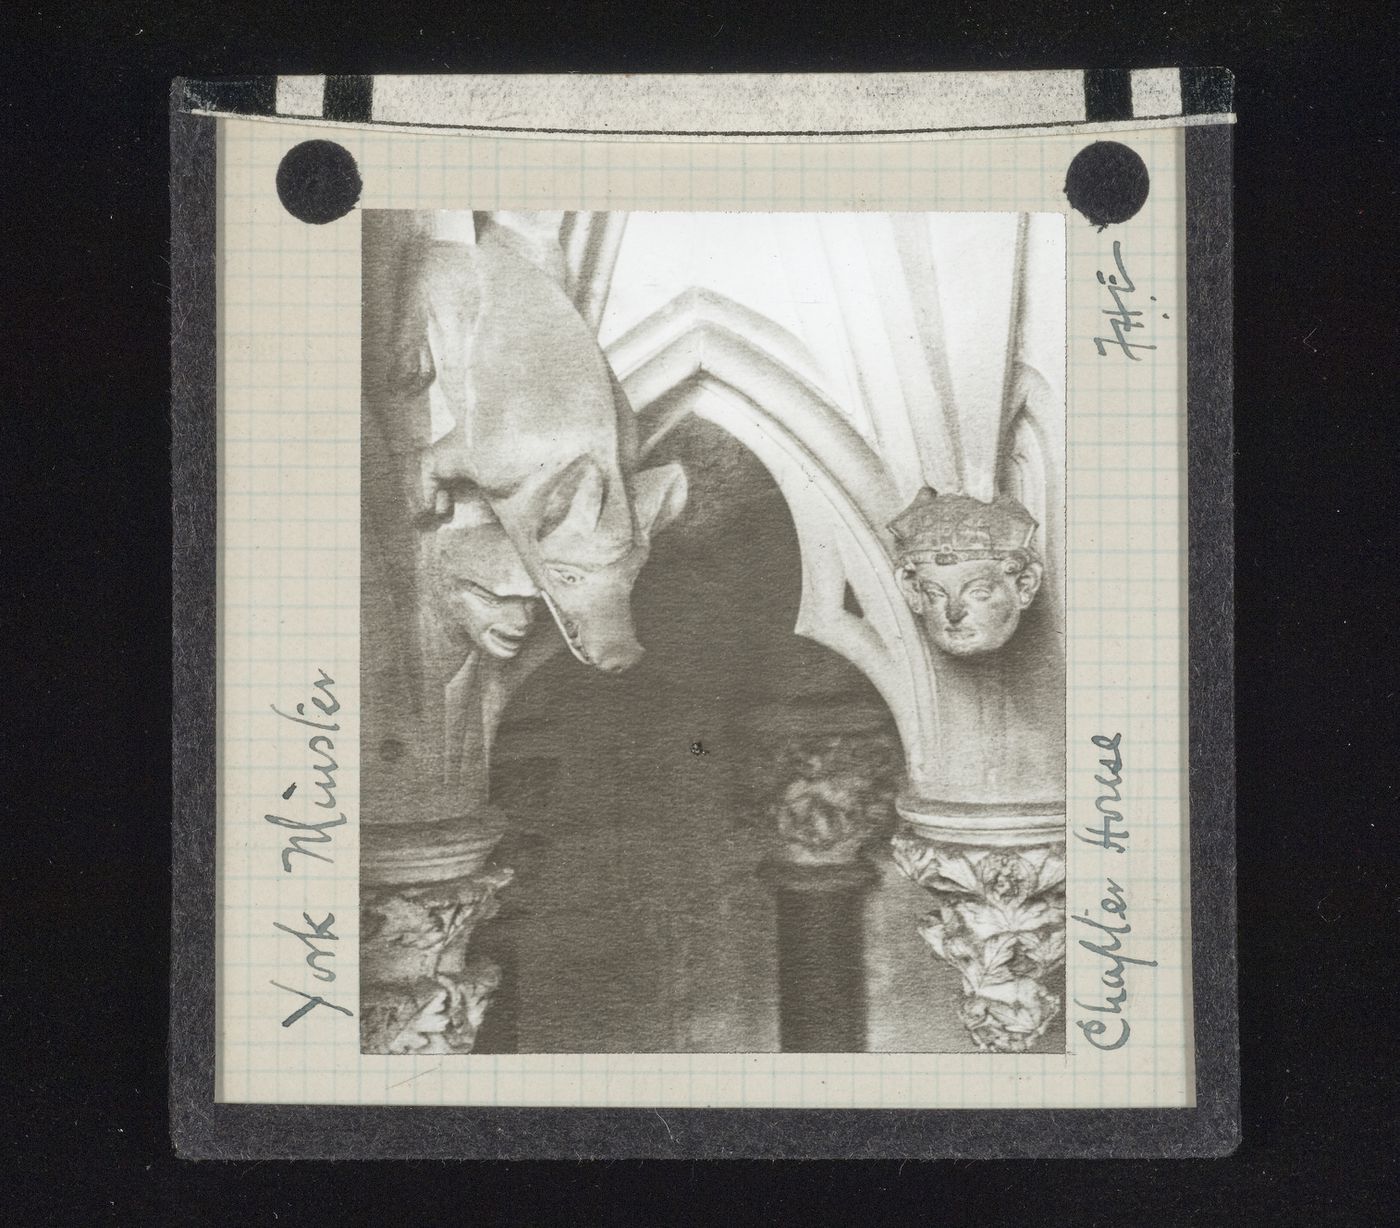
[403,234,688,673]
[430,489,541,661]
[891,833,1066,1052]
[888,488,1044,657]
[361,962,503,1056]
[359,210,1070,1059]
[757,733,901,865]
[360,866,514,1054]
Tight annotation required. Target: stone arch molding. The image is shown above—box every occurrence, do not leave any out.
[999,359,1067,641]
[607,287,941,785]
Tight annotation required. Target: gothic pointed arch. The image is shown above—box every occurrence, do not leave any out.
[606,289,941,784]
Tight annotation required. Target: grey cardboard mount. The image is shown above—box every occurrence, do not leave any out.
[170,103,1239,1160]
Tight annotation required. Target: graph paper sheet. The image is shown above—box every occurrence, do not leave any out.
[171,72,1238,1158]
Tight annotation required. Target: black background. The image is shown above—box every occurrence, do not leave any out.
[4,1,1395,1222]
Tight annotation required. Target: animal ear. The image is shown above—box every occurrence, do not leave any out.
[632,464,689,535]
[536,456,606,544]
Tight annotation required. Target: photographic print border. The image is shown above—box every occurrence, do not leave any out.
[170,85,1237,1159]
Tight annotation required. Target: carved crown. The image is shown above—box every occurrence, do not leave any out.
[888,488,1038,566]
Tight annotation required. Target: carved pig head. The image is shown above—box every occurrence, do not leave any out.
[530,454,688,672]
[409,236,687,673]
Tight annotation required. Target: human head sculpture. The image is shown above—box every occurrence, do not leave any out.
[431,489,541,661]
[888,488,1044,657]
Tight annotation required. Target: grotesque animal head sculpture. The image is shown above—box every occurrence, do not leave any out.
[529,451,688,671]
[406,237,688,673]
[888,488,1044,657]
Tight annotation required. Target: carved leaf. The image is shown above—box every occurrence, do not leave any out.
[916,847,980,895]
[370,895,447,950]
[1032,846,1068,894]
[972,931,1021,987]
[891,835,940,885]
[775,779,863,850]
[960,977,1061,1053]
[984,998,1038,1037]
[952,895,1058,943]
[917,907,981,969]
[1020,926,1068,974]
[915,915,953,960]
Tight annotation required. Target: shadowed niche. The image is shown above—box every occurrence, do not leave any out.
[482,415,901,1054]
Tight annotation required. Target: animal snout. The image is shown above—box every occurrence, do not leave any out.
[596,644,644,674]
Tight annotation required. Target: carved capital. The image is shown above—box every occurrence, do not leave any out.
[360,866,514,1054]
[361,961,503,1056]
[892,833,1066,1053]
[756,731,900,866]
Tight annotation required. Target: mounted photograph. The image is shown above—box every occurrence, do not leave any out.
[357,208,1068,1057]
[175,71,1236,1155]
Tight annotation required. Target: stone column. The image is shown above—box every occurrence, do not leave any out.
[358,209,619,1057]
[891,808,1065,1053]
[753,724,900,1052]
[359,208,515,1057]
[360,821,514,1055]
[761,860,879,1053]
[356,641,555,1055]
[887,638,1067,1054]
[882,484,1068,1054]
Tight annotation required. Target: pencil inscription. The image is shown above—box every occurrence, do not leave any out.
[265,669,354,1028]
[266,670,348,871]
[1073,879,1158,1051]
[1076,732,1128,852]
[1093,241,1157,361]
[1073,734,1155,1051]
[274,911,340,983]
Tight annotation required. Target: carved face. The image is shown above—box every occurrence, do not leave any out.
[434,497,540,660]
[897,557,1043,656]
[532,459,688,673]
[410,240,689,676]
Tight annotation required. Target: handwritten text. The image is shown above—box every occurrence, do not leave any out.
[1093,241,1158,361]
[1073,878,1158,1051]
[264,669,353,1029]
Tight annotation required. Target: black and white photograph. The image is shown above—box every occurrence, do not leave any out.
[358,208,1067,1057]
[10,0,1397,1203]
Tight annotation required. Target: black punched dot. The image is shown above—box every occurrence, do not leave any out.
[1064,141,1150,230]
[275,140,362,225]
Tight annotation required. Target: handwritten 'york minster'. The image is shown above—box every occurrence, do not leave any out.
[265,669,347,871]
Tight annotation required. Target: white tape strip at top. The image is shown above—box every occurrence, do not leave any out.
[184,70,1235,143]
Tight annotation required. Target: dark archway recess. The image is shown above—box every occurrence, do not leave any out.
[487,413,900,1053]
